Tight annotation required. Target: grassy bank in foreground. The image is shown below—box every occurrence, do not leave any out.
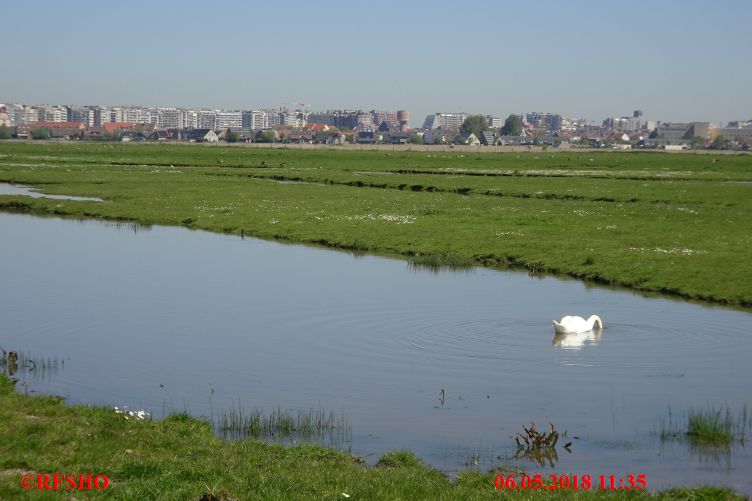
[0,376,743,500]
[0,142,751,307]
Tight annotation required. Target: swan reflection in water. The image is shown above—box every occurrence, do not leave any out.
[552,329,603,349]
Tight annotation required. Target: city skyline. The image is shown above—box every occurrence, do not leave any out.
[3,0,751,126]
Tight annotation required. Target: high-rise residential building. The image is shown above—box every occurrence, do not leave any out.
[308,110,360,129]
[422,112,468,130]
[124,107,147,124]
[2,104,22,126]
[267,111,282,127]
[15,106,39,126]
[197,110,217,129]
[183,109,198,129]
[561,117,587,132]
[524,112,562,133]
[37,105,68,123]
[486,115,502,129]
[215,111,242,129]
[94,107,109,126]
[242,110,270,129]
[145,108,159,124]
[726,120,752,128]
[0,106,12,127]
[66,106,94,126]
[603,111,644,132]
[279,110,307,128]
[158,108,185,129]
[356,113,373,127]
[372,110,399,127]
[109,107,124,123]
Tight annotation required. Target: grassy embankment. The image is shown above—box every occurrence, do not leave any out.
[0,376,743,500]
[1,142,750,306]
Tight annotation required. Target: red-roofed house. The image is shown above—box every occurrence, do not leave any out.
[305,123,331,132]
[33,121,85,139]
[35,121,86,130]
[102,122,134,134]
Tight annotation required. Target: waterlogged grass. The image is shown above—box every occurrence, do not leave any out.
[661,405,751,445]
[688,408,735,444]
[217,404,351,448]
[0,376,743,500]
[1,142,751,306]
[408,252,476,272]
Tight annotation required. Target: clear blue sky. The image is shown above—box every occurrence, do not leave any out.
[3,0,751,125]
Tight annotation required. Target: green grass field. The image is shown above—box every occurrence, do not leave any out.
[1,141,750,307]
[2,142,750,498]
[0,375,743,500]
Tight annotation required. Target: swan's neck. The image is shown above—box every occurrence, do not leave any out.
[589,315,603,330]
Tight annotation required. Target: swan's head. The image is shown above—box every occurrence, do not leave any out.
[588,315,604,330]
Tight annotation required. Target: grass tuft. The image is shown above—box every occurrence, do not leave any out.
[376,451,422,468]
[217,404,351,448]
[687,407,734,444]
[660,405,752,446]
[408,252,475,272]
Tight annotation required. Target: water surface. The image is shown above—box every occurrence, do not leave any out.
[0,182,103,202]
[1,211,750,494]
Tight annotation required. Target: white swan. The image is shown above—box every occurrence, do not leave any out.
[552,315,603,334]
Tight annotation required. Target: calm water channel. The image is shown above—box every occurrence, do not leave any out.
[1,211,751,494]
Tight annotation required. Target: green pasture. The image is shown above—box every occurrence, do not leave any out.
[1,142,750,306]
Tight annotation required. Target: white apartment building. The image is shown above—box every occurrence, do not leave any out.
[267,111,282,128]
[216,111,242,129]
[158,108,184,129]
[37,105,68,122]
[2,104,23,126]
[182,110,198,129]
[422,112,468,130]
[115,107,152,124]
[0,106,11,127]
[242,110,270,129]
[280,111,307,128]
[16,106,40,125]
[108,107,124,123]
[197,110,217,129]
[372,111,399,126]
[94,107,109,126]
[67,107,95,127]
[487,115,502,128]
[561,117,587,132]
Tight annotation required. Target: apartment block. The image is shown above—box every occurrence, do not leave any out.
[216,111,242,129]
[422,112,468,130]
[158,108,185,129]
[15,106,40,126]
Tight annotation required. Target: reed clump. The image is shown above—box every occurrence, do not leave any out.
[661,405,751,446]
[217,404,351,445]
[408,252,475,272]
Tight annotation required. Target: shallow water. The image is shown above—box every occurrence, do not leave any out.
[1,211,751,494]
[0,182,103,202]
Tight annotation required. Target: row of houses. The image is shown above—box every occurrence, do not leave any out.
[6,121,352,144]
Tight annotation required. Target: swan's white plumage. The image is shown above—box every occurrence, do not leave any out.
[552,314,603,334]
